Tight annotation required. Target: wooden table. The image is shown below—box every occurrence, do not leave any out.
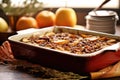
[0,65,37,80]
[0,25,120,80]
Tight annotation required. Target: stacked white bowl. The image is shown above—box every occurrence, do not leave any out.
[86,10,118,34]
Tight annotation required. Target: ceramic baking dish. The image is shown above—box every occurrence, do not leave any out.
[8,26,120,73]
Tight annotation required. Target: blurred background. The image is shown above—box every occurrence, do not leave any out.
[0,0,120,26]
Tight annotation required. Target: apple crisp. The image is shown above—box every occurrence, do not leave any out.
[21,32,117,54]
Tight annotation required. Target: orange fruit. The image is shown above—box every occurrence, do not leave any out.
[35,10,55,28]
[55,8,77,27]
[16,16,38,31]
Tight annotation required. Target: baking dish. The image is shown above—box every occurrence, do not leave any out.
[8,26,120,73]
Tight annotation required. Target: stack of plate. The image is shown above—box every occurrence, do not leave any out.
[86,10,118,34]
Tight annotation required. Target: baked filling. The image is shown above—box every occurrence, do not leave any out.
[21,32,117,54]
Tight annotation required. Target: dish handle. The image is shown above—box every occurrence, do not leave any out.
[103,42,120,52]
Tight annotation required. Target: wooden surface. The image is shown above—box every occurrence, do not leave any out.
[0,65,38,80]
[0,25,120,80]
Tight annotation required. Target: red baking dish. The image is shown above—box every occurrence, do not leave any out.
[8,26,120,74]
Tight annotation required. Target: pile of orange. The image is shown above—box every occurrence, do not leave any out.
[16,8,77,31]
